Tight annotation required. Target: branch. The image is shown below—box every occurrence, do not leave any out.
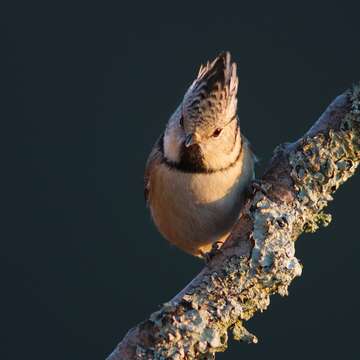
[106,85,360,360]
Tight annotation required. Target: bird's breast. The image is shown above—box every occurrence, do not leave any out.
[148,141,254,256]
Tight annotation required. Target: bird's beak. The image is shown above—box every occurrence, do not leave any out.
[184,133,201,147]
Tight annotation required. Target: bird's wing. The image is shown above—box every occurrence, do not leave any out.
[144,134,164,205]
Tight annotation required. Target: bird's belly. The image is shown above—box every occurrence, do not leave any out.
[149,159,251,256]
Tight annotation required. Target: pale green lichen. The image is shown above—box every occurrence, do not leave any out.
[303,211,332,233]
[115,86,360,360]
[232,320,258,343]
[289,87,360,230]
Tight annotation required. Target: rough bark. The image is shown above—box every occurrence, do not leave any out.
[106,85,360,360]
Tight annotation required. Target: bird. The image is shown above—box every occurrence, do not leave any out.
[144,51,255,257]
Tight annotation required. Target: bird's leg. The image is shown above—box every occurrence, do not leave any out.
[200,240,225,264]
[249,179,269,195]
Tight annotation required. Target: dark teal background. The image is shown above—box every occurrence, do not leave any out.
[2,1,360,359]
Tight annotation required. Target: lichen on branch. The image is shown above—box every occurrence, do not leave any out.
[106,85,360,360]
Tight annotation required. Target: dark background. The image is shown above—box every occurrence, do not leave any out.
[2,1,360,359]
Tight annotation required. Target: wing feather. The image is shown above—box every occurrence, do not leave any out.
[144,135,164,204]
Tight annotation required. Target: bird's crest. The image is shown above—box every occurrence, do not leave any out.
[182,51,239,131]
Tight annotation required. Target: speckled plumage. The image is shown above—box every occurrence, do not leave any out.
[182,51,238,134]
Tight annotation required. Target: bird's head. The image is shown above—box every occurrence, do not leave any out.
[164,51,241,172]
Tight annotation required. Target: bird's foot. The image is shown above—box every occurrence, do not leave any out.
[201,241,224,264]
[249,179,269,195]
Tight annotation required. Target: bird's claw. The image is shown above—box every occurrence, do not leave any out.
[249,179,269,195]
[201,241,224,264]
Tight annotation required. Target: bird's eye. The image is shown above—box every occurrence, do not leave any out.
[179,116,184,128]
[212,128,222,137]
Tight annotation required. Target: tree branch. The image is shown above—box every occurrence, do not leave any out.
[106,85,360,360]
